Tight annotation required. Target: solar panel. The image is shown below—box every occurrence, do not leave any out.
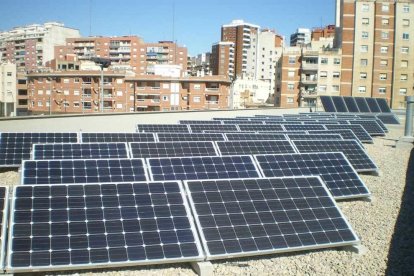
[157,133,226,142]
[352,118,388,132]
[376,114,400,125]
[185,176,360,260]
[365,98,381,113]
[8,181,203,272]
[129,141,218,158]
[0,186,9,269]
[375,98,392,113]
[0,133,79,167]
[32,143,129,160]
[225,133,287,141]
[325,125,373,143]
[332,96,348,112]
[21,159,149,185]
[179,120,222,125]
[136,124,190,133]
[286,134,343,140]
[215,140,296,156]
[283,125,327,131]
[222,120,264,125]
[348,120,385,136]
[291,139,378,172]
[320,96,336,112]
[147,155,261,181]
[189,124,239,133]
[238,125,284,132]
[307,130,362,144]
[254,153,370,199]
[81,133,156,143]
[354,98,370,113]
[302,121,339,125]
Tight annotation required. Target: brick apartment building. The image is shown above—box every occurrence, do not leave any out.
[335,0,414,109]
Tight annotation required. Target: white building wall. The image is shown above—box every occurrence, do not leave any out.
[0,62,17,116]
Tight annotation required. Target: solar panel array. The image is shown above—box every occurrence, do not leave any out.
[185,177,359,260]
[0,187,8,269]
[32,143,129,160]
[325,125,373,143]
[320,96,392,113]
[129,141,218,158]
[0,133,78,167]
[347,120,385,136]
[8,182,203,271]
[215,140,296,156]
[291,140,378,172]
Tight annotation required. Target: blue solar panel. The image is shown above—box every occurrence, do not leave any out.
[320,96,336,112]
[283,125,327,131]
[354,98,370,113]
[332,96,348,112]
[189,124,239,133]
[81,133,156,143]
[343,97,360,112]
[375,98,392,113]
[156,133,226,142]
[216,140,296,156]
[238,125,284,132]
[129,141,218,158]
[136,124,190,133]
[225,133,287,141]
[325,125,373,143]
[0,186,9,270]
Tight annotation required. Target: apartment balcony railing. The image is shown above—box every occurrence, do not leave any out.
[301,77,318,84]
[301,63,318,71]
[205,87,219,92]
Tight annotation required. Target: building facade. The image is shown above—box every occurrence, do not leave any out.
[211,42,234,77]
[336,0,414,109]
[0,62,17,116]
[290,28,311,46]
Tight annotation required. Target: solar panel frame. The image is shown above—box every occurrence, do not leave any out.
[184,176,360,260]
[32,143,130,160]
[291,139,378,172]
[136,124,190,133]
[156,133,226,142]
[21,158,149,185]
[253,153,371,200]
[375,98,392,113]
[320,96,337,112]
[215,140,296,156]
[129,141,219,158]
[80,132,156,143]
[7,181,204,273]
[146,155,262,182]
[0,186,9,270]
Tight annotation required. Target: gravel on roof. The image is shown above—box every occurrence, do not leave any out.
[0,126,412,275]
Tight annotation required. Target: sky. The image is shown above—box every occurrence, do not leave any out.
[1,0,335,56]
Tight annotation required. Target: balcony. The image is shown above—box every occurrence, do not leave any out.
[301,76,318,84]
[301,63,318,71]
[206,87,219,92]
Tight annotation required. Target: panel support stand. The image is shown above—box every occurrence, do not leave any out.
[191,261,213,276]
[342,244,368,255]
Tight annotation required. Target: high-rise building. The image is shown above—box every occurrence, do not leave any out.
[0,22,80,72]
[211,41,234,77]
[290,28,311,46]
[336,0,414,109]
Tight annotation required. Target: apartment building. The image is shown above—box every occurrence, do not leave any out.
[0,22,80,72]
[312,25,336,41]
[26,71,231,114]
[0,62,16,116]
[231,76,274,109]
[336,0,414,109]
[211,42,234,77]
[188,53,211,77]
[290,28,311,46]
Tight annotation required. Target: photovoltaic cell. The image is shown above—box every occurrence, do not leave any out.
[81,133,156,143]
[215,140,296,156]
[136,124,190,133]
[238,125,284,132]
[185,177,359,260]
[189,124,239,133]
[0,186,9,269]
[0,133,79,167]
[283,125,327,131]
[157,133,226,142]
[147,155,261,181]
[375,98,392,113]
[21,159,148,185]
[254,153,370,199]
[129,141,218,158]
[325,125,373,143]
[320,96,336,112]
[291,139,378,172]
[32,143,129,160]
[225,133,287,141]
[8,182,203,272]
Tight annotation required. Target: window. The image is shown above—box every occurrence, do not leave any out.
[362,18,369,25]
[332,85,340,92]
[382,18,389,25]
[320,71,327,78]
[333,58,341,65]
[361,59,368,66]
[401,47,409,54]
[288,56,296,64]
[319,85,327,92]
[63,78,69,84]
[74,102,80,108]
[117,91,123,96]
[381,46,388,53]
[64,90,69,95]
[74,78,79,83]
[379,73,387,80]
[37,101,43,107]
[382,4,389,12]
[361,45,368,52]
[74,90,80,96]
[162,96,168,101]
[7,72,12,76]
[288,70,295,77]
[287,83,295,90]
[401,74,408,81]
[403,5,410,13]
[403,33,409,40]
[403,19,410,26]
[287,97,294,103]
[46,101,50,107]
[360,72,367,79]
[380,60,388,67]
[333,72,340,78]
[400,88,407,95]
[116,78,123,84]
[378,87,386,94]
[321,58,328,64]
[358,86,366,93]
[193,96,201,103]
[193,84,201,90]
[381,32,389,39]
[38,78,43,83]
[116,104,123,109]
[46,90,51,95]
[362,3,369,11]
[362,31,369,39]
[401,60,408,67]
[38,90,43,95]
